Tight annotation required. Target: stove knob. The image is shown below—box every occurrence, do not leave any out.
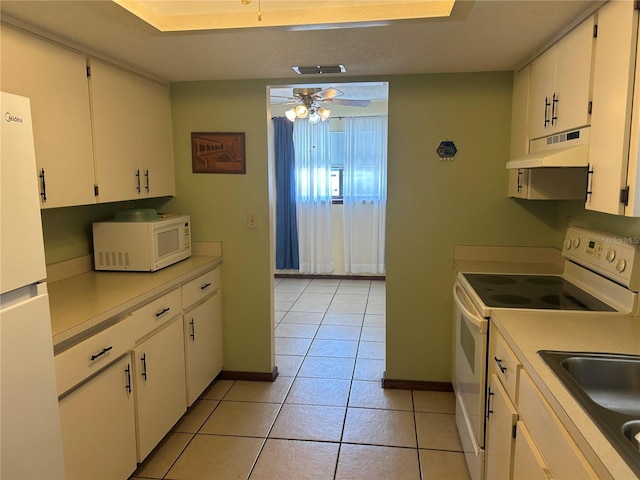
[615,258,627,273]
[563,239,572,250]
[606,248,616,263]
[571,237,581,249]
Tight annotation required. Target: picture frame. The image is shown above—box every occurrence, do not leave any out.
[191,132,246,174]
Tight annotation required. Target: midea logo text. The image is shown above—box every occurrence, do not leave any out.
[4,112,23,123]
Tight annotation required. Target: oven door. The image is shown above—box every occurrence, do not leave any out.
[453,282,488,480]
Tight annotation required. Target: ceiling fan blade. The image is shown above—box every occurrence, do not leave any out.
[328,98,371,107]
[314,87,343,100]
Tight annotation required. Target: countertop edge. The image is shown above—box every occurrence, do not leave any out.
[51,256,222,351]
[492,311,639,480]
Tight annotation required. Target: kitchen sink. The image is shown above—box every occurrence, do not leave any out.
[538,350,640,476]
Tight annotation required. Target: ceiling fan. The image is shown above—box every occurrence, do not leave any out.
[273,87,371,123]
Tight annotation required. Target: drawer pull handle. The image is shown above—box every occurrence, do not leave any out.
[125,363,132,393]
[494,356,507,373]
[156,307,171,318]
[141,353,148,381]
[90,346,113,361]
[486,386,494,418]
[201,282,212,291]
[190,318,196,340]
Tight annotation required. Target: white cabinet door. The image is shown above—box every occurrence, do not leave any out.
[510,66,530,160]
[553,17,594,134]
[0,26,96,209]
[133,316,186,461]
[485,374,518,480]
[528,17,594,140]
[512,421,551,480]
[184,291,223,406]
[587,0,639,215]
[137,76,175,198]
[528,46,557,140]
[58,355,137,480]
[90,59,174,203]
[89,59,140,203]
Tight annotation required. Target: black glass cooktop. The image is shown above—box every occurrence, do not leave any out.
[463,274,616,311]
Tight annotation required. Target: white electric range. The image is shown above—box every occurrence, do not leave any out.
[453,227,640,480]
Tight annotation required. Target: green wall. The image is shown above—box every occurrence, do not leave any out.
[165,80,274,374]
[384,73,560,381]
[44,71,640,382]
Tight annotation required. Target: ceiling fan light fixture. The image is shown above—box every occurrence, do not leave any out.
[294,104,308,118]
[285,108,297,122]
[317,107,331,121]
[308,111,321,124]
[292,65,346,75]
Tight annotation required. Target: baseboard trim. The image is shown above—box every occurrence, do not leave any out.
[218,366,279,382]
[275,273,385,281]
[381,374,453,392]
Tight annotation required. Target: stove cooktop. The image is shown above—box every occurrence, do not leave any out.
[463,274,616,311]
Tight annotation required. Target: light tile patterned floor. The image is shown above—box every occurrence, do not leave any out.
[131,278,470,480]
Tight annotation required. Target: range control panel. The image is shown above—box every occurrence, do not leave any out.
[563,227,640,290]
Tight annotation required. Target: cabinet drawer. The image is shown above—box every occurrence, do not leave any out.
[130,288,181,342]
[55,316,135,396]
[182,267,220,310]
[492,331,522,402]
[518,370,598,479]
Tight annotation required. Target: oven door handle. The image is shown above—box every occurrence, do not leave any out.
[454,283,487,332]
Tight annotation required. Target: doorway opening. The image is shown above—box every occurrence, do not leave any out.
[268,81,389,278]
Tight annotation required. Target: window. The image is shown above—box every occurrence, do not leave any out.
[330,129,345,202]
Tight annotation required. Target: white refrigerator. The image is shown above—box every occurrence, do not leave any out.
[1,91,66,479]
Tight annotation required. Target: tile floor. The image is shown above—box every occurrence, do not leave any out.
[131,278,470,480]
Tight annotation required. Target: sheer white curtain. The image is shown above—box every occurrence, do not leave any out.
[293,120,335,273]
[343,116,387,274]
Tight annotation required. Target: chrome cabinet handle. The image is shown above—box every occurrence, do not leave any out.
[136,169,141,193]
[486,387,494,418]
[90,345,113,361]
[517,169,523,193]
[190,318,196,340]
[141,353,147,381]
[494,356,507,373]
[145,169,150,193]
[156,307,171,318]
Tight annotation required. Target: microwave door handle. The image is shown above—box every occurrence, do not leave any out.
[453,283,486,330]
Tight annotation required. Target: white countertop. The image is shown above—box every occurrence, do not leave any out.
[493,310,640,479]
[48,255,222,349]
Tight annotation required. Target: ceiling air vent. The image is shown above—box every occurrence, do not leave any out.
[292,65,346,75]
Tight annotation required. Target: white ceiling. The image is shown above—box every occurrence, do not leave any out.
[0,0,602,83]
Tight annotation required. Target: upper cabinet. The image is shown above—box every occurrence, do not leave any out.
[90,60,175,203]
[587,0,639,216]
[0,26,96,209]
[528,16,595,140]
[0,27,175,209]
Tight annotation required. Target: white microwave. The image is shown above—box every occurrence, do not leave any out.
[93,214,191,272]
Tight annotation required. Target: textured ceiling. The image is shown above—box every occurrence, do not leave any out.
[0,0,602,83]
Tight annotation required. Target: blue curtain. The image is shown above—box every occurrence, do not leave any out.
[274,117,299,270]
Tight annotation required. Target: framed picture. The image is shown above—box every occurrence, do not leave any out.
[191,132,246,174]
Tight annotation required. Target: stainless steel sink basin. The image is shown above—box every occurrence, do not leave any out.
[538,351,640,476]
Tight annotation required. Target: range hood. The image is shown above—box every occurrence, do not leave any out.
[507,127,590,169]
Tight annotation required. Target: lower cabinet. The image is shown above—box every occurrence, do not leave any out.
[486,330,599,480]
[56,264,222,478]
[485,374,518,480]
[58,355,137,480]
[132,316,186,461]
[513,421,552,480]
[184,291,223,406]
